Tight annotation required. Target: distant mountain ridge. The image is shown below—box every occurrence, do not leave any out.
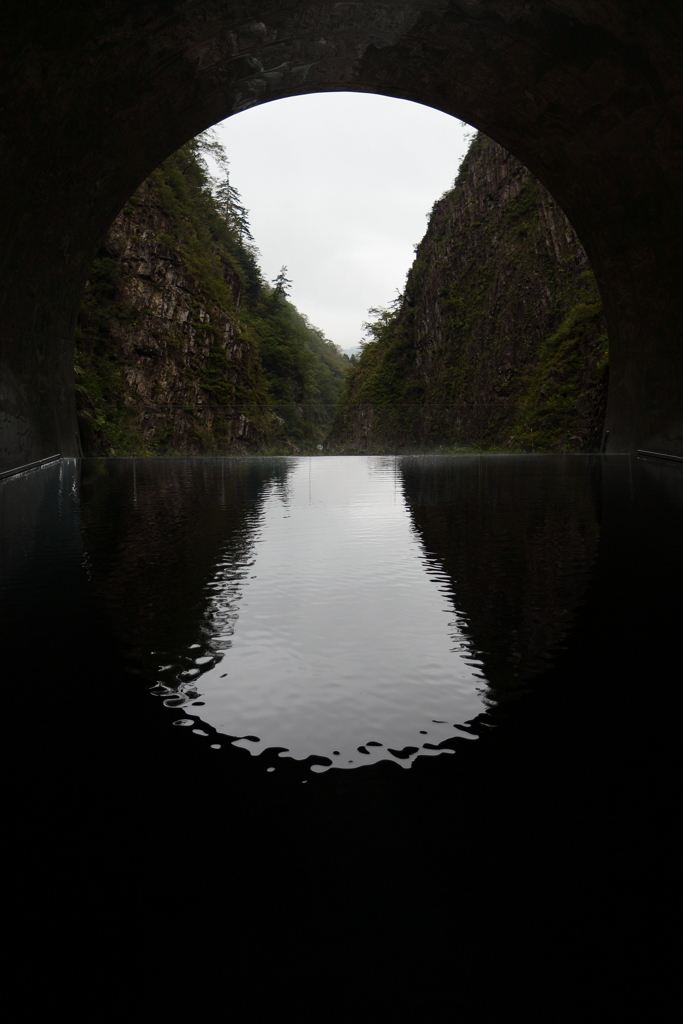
[332,133,609,453]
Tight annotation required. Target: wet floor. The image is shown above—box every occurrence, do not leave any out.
[5,453,680,1011]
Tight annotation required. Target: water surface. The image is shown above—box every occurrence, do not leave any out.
[12,453,679,776]
[143,456,486,767]
[7,451,681,1001]
[0,453,609,772]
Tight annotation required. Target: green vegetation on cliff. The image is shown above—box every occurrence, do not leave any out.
[76,133,350,455]
[332,133,609,453]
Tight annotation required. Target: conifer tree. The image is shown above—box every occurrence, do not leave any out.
[272,266,292,299]
[213,171,253,241]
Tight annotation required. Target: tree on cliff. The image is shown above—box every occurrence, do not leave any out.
[273,266,292,299]
[361,301,401,349]
[214,171,253,242]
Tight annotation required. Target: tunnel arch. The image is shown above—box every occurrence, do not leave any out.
[1,1,682,467]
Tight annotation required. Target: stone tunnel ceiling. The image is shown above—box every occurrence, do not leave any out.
[1,1,682,466]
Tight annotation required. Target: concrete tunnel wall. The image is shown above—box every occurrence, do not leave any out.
[1,1,682,469]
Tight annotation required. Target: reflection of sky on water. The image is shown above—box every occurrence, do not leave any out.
[157,457,484,769]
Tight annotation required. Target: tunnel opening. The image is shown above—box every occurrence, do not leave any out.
[72,92,609,458]
[1,2,683,467]
[3,9,682,1002]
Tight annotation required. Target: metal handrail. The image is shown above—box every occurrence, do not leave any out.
[636,449,683,463]
[0,453,61,480]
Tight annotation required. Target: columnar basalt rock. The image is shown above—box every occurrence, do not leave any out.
[2,2,683,466]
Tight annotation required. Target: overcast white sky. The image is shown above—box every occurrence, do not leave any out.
[211,93,472,354]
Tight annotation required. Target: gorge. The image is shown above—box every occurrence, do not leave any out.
[76,130,609,456]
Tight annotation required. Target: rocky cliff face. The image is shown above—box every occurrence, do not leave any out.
[332,134,609,452]
[75,142,348,455]
[77,179,266,453]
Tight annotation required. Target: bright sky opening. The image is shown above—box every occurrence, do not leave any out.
[211,93,472,354]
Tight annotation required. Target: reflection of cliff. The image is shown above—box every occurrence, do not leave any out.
[79,458,291,701]
[400,455,601,704]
